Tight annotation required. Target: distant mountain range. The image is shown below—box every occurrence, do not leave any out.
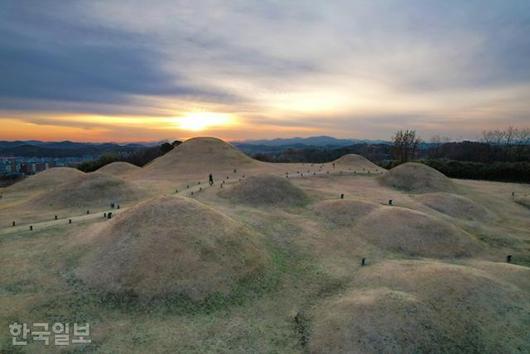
[0,140,150,158]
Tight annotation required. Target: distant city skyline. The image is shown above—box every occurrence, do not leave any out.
[1,1,529,142]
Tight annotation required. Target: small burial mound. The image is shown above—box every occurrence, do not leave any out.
[416,192,489,221]
[76,196,269,301]
[333,154,383,172]
[309,260,530,354]
[30,172,146,210]
[143,137,260,178]
[355,207,478,257]
[97,161,140,177]
[379,162,455,193]
[312,199,379,227]
[7,167,85,193]
[220,174,309,207]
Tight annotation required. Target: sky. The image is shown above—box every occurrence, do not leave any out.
[1,0,529,142]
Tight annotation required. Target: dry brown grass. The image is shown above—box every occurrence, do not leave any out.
[312,199,379,227]
[142,137,262,178]
[220,174,309,207]
[310,260,530,354]
[76,195,270,301]
[379,162,455,193]
[28,172,147,210]
[6,167,84,193]
[333,154,383,172]
[355,206,480,257]
[97,161,140,177]
[415,192,491,221]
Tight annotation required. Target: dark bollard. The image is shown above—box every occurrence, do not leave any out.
[220,184,223,188]
[512,192,515,200]
[198,181,201,185]
[55,215,58,220]
[507,255,512,263]
[104,212,107,218]
[340,194,344,199]
[361,258,366,266]
[29,225,33,231]
[199,187,202,191]
[117,205,120,209]
[233,169,237,173]
[388,200,393,206]
[87,210,90,215]
[186,185,189,189]
[69,219,72,224]
[12,221,16,227]
[111,203,115,209]
[176,189,178,193]
[191,191,194,196]
[107,212,112,219]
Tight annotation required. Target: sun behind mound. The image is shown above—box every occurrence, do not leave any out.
[379,162,455,193]
[310,260,530,354]
[355,207,479,257]
[220,174,309,207]
[142,137,259,178]
[76,196,269,301]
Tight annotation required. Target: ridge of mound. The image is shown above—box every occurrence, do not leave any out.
[312,199,379,227]
[415,192,490,221]
[7,167,85,193]
[355,207,478,257]
[220,174,309,207]
[333,154,382,171]
[144,137,258,177]
[379,162,455,193]
[515,196,530,209]
[76,196,269,300]
[310,260,530,354]
[30,172,146,210]
[97,161,140,176]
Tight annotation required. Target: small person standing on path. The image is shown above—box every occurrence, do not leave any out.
[209,173,214,186]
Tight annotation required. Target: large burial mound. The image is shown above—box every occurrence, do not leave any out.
[76,196,269,301]
[379,162,455,193]
[29,172,146,210]
[333,154,383,172]
[221,175,309,207]
[416,192,490,221]
[7,167,84,193]
[355,207,478,257]
[310,260,530,354]
[97,161,140,177]
[312,199,378,227]
[143,137,259,177]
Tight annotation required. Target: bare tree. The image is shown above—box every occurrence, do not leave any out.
[392,130,421,164]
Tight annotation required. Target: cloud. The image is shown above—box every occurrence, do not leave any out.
[0,0,529,140]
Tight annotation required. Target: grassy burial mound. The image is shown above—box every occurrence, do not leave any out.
[309,260,530,354]
[76,196,269,301]
[143,137,260,178]
[355,207,479,257]
[333,154,384,173]
[29,172,147,210]
[379,162,455,193]
[312,199,379,227]
[416,192,490,221]
[97,161,141,177]
[6,167,85,193]
[221,174,309,207]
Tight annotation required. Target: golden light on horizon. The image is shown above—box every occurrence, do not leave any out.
[172,112,236,131]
